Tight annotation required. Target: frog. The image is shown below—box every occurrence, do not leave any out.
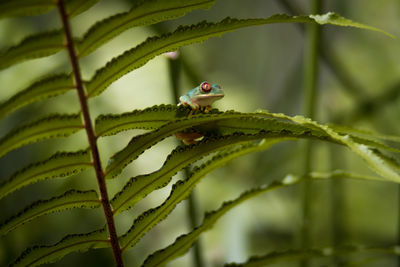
[176,81,224,144]
[179,81,224,114]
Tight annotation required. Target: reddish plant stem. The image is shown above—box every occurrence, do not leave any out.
[56,1,124,266]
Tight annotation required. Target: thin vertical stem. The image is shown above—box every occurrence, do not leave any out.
[56,1,124,266]
[167,55,204,267]
[301,0,322,266]
[398,185,400,267]
[277,0,365,100]
[184,168,205,267]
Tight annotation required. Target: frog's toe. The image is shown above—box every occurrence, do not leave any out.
[204,106,212,113]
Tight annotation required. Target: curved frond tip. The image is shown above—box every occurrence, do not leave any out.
[256,112,400,182]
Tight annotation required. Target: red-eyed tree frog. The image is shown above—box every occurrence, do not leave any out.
[179,81,224,114]
[175,81,224,144]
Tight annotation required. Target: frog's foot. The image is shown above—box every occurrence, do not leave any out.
[188,104,200,117]
[175,132,204,144]
[204,106,212,113]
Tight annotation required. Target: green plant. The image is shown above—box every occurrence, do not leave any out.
[0,0,399,266]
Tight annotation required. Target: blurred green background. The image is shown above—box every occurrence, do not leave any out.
[1,0,400,266]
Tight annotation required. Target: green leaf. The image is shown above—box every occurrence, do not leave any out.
[348,135,400,153]
[0,30,65,70]
[0,150,92,200]
[0,113,83,158]
[86,13,391,97]
[308,12,394,38]
[95,104,190,136]
[0,0,56,19]
[103,111,244,179]
[0,74,75,119]
[11,228,109,267]
[309,170,386,182]
[0,189,99,236]
[77,0,216,57]
[328,123,400,143]
[0,0,98,19]
[66,0,99,17]
[327,124,400,153]
[103,109,328,179]
[118,139,282,250]
[141,181,289,267]
[258,112,400,183]
[224,245,400,266]
[95,105,324,138]
[111,128,324,213]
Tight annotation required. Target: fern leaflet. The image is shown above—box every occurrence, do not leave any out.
[0,74,75,119]
[118,139,282,249]
[0,150,92,200]
[0,113,83,158]
[77,0,216,57]
[12,227,109,267]
[0,189,100,236]
[0,30,65,70]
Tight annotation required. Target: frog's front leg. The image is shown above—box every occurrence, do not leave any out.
[179,95,200,116]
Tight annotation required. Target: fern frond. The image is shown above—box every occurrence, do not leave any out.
[0,0,56,19]
[0,189,100,236]
[309,170,386,182]
[95,105,317,137]
[95,104,190,136]
[0,150,92,200]
[328,123,400,143]
[66,0,99,17]
[0,0,97,19]
[86,13,391,97]
[104,111,245,179]
[104,112,337,179]
[141,181,288,267]
[0,113,83,158]
[224,245,400,266]
[11,227,109,267]
[257,112,400,182]
[111,130,318,213]
[118,139,282,249]
[77,0,216,57]
[0,74,75,119]
[0,30,65,70]
[349,135,400,153]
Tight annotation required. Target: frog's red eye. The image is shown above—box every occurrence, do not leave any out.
[201,82,212,92]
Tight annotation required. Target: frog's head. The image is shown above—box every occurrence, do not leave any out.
[190,81,224,107]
